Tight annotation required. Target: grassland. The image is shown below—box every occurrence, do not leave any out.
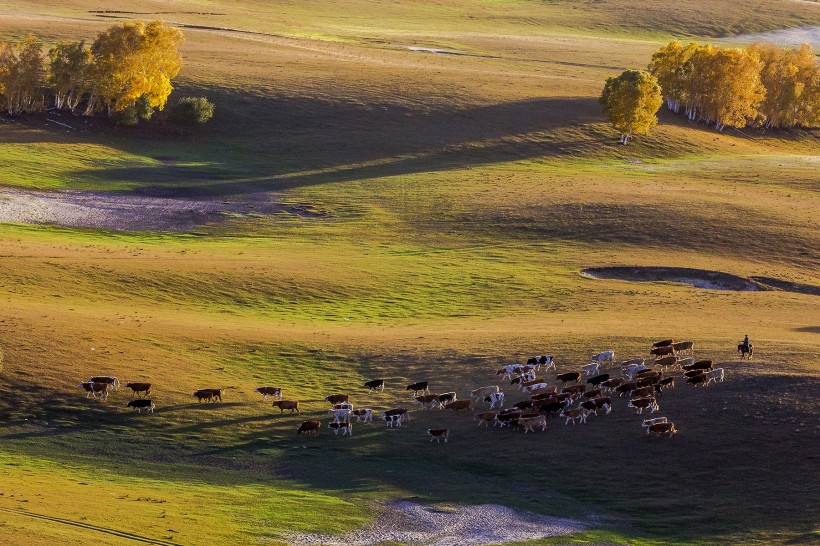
[0,1,819,544]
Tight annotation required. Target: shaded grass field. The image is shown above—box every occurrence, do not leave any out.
[1,0,819,544]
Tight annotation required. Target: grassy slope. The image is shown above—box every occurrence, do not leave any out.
[1,1,819,545]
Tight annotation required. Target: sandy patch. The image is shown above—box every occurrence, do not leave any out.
[0,188,327,231]
[280,500,589,546]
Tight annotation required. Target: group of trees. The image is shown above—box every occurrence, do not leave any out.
[0,21,213,126]
[601,40,818,143]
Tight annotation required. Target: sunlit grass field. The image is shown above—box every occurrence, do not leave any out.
[0,1,818,544]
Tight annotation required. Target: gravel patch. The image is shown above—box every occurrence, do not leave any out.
[280,500,589,546]
[0,188,327,231]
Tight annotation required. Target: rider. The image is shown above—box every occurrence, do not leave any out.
[742,335,750,352]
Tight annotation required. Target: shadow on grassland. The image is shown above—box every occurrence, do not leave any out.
[0,89,611,194]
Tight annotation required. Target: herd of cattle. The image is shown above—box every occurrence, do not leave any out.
[77,338,726,441]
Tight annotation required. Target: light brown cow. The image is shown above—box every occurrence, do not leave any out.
[428,428,449,443]
[560,407,588,425]
[444,400,472,413]
[272,400,300,414]
[600,377,624,393]
[519,415,547,433]
[297,420,320,436]
[528,385,558,397]
[193,388,223,403]
[471,386,499,400]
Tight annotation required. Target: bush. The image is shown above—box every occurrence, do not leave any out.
[169,96,214,126]
[109,104,139,126]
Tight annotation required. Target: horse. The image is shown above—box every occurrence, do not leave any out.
[738,343,753,360]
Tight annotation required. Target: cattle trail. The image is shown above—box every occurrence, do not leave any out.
[0,506,183,545]
[280,500,589,545]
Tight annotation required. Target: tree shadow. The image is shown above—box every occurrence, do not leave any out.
[6,91,604,195]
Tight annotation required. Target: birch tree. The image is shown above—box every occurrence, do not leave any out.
[48,40,92,112]
[647,40,698,114]
[600,69,663,144]
[700,48,765,131]
[0,34,45,115]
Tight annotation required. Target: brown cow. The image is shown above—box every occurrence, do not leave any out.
[325,394,349,405]
[654,356,679,370]
[684,369,707,378]
[428,428,449,443]
[628,397,658,414]
[254,386,282,401]
[193,389,223,403]
[683,360,713,372]
[297,420,320,436]
[79,381,110,400]
[562,384,586,396]
[630,386,655,398]
[557,371,581,385]
[125,382,151,398]
[444,400,472,413]
[672,341,694,355]
[687,374,708,387]
[384,408,409,424]
[647,422,677,438]
[637,374,662,388]
[414,394,438,409]
[474,412,498,427]
[616,381,638,397]
[600,377,624,392]
[534,399,565,417]
[272,400,300,414]
[592,396,613,414]
[495,408,522,427]
[652,339,674,348]
[560,407,588,425]
[583,387,602,399]
[650,346,675,357]
[635,368,657,378]
[90,376,119,391]
[513,400,536,411]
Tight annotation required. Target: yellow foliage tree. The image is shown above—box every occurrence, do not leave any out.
[647,40,699,114]
[88,20,183,116]
[600,69,664,144]
[700,48,765,131]
[0,34,45,115]
[750,42,819,128]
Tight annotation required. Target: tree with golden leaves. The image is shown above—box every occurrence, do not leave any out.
[88,20,183,118]
[48,40,93,113]
[750,42,819,129]
[647,40,699,114]
[600,69,664,144]
[699,48,765,131]
[0,34,46,115]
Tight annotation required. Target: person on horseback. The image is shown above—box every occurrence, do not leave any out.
[743,335,750,352]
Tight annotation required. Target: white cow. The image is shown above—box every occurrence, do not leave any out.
[705,368,725,384]
[328,408,351,423]
[522,382,548,394]
[622,363,647,379]
[484,392,505,409]
[580,362,599,377]
[471,385,499,400]
[497,364,527,379]
[591,351,615,365]
[527,355,556,372]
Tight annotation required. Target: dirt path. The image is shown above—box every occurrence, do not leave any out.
[280,500,589,546]
[0,187,325,231]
